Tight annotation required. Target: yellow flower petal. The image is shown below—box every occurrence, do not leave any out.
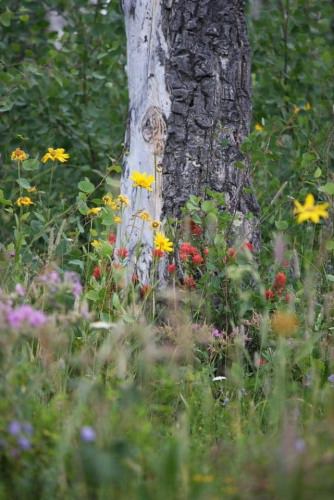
[293,194,329,224]
[304,193,315,208]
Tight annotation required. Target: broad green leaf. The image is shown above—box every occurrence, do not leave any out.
[16,178,31,189]
[318,183,334,195]
[86,290,100,302]
[22,158,40,171]
[68,259,84,271]
[78,179,95,194]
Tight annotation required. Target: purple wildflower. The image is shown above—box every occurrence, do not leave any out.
[15,284,26,297]
[8,421,21,436]
[64,272,83,298]
[17,437,31,450]
[80,426,96,443]
[328,374,334,384]
[39,270,61,292]
[7,305,47,329]
[294,439,306,454]
[212,329,222,338]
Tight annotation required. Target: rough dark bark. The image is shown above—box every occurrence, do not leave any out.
[161,0,259,243]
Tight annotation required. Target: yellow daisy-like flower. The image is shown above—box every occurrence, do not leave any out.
[11,148,28,162]
[87,207,102,216]
[16,196,33,207]
[255,123,264,132]
[151,220,161,230]
[130,171,154,191]
[154,232,173,253]
[91,239,102,249]
[138,210,151,222]
[117,194,130,206]
[114,216,122,224]
[41,148,70,163]
[293,194,329,224]
[27,186,37,193]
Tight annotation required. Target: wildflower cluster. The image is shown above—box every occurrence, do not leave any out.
[1,420,34,456]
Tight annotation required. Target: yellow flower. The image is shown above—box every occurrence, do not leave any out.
[91,239,102,249]
[255,123,264,132]
[271,311,299,337]
[102,194,113,206]
[154,232,173,253]
[151,220,161,230]
[114,216,122,224]
[293,194,329,224]
[111,201,120,210]
[16,196,33,207]
[11,148,28,162]
[293,105,301,115]
[42,148,70,163]
[130,171,154,191]
[304,102,312,111]
[103,195,120,210]
[117,194,130,206]
[87,207,102,216]
[138,210,151,222]
[27,186,37,193]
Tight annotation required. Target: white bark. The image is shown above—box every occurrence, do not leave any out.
[119,0,171,283]
[250,0,262,20]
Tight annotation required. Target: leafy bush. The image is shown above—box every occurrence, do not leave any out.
[1,1,334,498]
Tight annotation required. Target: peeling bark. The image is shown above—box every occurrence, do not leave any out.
[120,0,260,282]
[120,0,171,283]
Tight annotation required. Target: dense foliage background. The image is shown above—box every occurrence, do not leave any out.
[0,1,334,498]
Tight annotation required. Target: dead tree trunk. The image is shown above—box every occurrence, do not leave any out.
[120,0,259,283]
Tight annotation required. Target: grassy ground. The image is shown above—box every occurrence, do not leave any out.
[1,1,334,498]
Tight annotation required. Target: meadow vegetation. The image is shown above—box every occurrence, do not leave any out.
[0,1,334,498]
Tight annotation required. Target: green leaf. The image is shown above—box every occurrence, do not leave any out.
[112,293,121,309]
[16,178,31,189]
[318,183,334,195]
[0,10,13,27]
[86,290,100,302]
[275,220,288,230]
[22,158,40,171]
[101,211,114,226]
[301,152,316,168]
[105,176,120,188]
[78,179,95,194]
[326,274,334,283]
[77,199,88,215]
[0,190,12,206]
[325,240,334,251]
[201,200,215,213]
[313,167,322,178]
[68,260,84,271]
